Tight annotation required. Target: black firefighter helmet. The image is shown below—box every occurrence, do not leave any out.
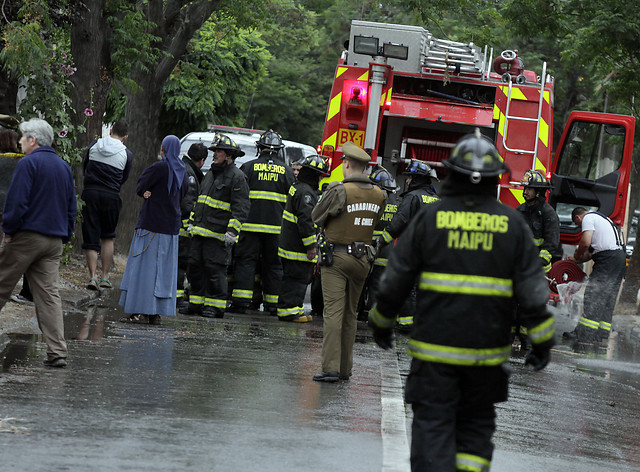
[370,165,397,192]
[256,129,285,152]
[520,169,552,189]
[444,129,508,184]
[294,154,330,176]
[403,159,439,180]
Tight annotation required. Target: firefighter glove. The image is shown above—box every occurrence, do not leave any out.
[224,231,238,247]
[368,318,394,350]
[525,345,550,371]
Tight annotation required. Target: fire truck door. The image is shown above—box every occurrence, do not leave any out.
[549,111,635,245]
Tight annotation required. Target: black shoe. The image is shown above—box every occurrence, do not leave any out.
[176,299,189,311]
[227,304,247,314]
[339,372,352,381]
[148,315,161,325]
[43,357,67,368]
[202,309,224,319]
[562,330,578,340]
[313,371,339,382]
[179,304,202,316]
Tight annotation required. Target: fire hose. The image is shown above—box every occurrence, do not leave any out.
[546,260,587,293]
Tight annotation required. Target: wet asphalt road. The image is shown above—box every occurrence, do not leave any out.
[1,290,640,471]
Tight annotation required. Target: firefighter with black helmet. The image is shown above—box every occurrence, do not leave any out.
[360,165,398,320]
[311,141,386,382]
[516,169,562,273]
[376,159,439,329]
[277,154,328,322]
[369,129,555,471]
[181,135,250,318]
[230,129,295,314]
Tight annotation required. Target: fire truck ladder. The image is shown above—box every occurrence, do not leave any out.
[502,62,548,170]
[421,35,487,76]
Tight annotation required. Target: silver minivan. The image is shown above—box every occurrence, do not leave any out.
[180,125,316,173]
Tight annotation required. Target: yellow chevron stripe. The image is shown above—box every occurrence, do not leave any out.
[534,157,546,173]
[357,71,369,81]
[336,67,347,78]
[539,117,549,147]
[323,131,337,149]
[501,85,527,101]
[493,104,500,121]
[327,92,342,121]
[510,187,525,205]
[320,163,344,187]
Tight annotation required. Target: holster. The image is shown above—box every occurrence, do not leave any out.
[317,231,334,266]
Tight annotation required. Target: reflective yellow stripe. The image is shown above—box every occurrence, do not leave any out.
[369,304,395,329]
[179,228,189,237]
[278,247,317,263]
[204,298,226,309]
[408,339,511,366]
[198,194,230,211]
[456,452,491,472]
[263,294,278,304]
[419,272,513,297]
[190,295,204,305]
[599,321,611,332]
[301,235,316,246]
[578,316,599,330]
[527,317,555,344]
[283,210,297,223]
[374,257,388,267]
[228,219,241,232]
[249,190,287,203]
[381,230,394,244]
[242,223,281,234]
[533,238,544,246]
[232,289,252,300]
[190,226,225,241]
[397,315,413,326]
[277,306,301,317]
[176,289,185,297]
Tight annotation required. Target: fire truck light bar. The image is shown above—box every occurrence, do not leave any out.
[353,35,379,56]
[382,42,408,60]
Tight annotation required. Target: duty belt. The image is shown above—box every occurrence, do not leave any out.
[333,242,366,258]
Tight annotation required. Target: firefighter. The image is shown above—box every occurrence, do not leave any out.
[516,169,562,273]
[181,135,250,318]
[277,154,328,322]
[369,130,555,471]
[565,207,626,345]
[176,143,207,310]
[230,129,295,315]
[376,160,439,329]
[311,141,386,382]
[514,169,561,349]
[359,165,398,321]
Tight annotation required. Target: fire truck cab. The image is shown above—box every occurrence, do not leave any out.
[320,20,635,243]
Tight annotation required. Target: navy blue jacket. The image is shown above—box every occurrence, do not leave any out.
[2,146,77,242]
[136,160,188,235]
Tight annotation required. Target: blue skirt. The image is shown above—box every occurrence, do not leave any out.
[119,229,179,316]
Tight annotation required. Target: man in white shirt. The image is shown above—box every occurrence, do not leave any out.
[564,207,626,344]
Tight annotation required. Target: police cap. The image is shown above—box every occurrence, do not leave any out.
[341,141,370,163]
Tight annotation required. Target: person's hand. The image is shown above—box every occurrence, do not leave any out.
[306,247,317,260]
[224,231,238,247]
[525,346,551,371]
[368,317,394,350]
[143,190,151,199]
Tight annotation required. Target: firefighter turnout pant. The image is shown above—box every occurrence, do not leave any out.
[177,234,191,302]
[232,232,282,311]
[320,252,370,376]
[186,236,231,316]
[405,359,509,472]
[277,258,314,320]
[576,248,626,342]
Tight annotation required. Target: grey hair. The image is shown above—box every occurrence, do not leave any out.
[19,118,54,147]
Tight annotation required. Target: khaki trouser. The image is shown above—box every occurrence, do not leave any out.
[0,231,67,359]
[320,252,370,375]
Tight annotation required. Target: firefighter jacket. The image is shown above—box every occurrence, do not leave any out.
[312,173,386,245]
[179,156,204,237]
[370,184,555,367]
[241,154,295,234]
[189,162,250,241]
[278,181,319,263]
[373,192,398,267]
[380,184,438,244]
[516,196,562,273]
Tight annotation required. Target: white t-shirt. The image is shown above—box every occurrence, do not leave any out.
[581,213,623,253]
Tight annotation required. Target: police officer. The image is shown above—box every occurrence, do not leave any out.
[565,207,626,344]
[231,129,295,315]
[369,130,555,471]
[311,141,386,382]
[277,155,328,322]
[377,160,439,329]
[181,135,250,318]
[516,169,562,274]
[360,165,398,320]
[176,143,207,309]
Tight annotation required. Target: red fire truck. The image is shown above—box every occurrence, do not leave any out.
[319,20,635,245]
